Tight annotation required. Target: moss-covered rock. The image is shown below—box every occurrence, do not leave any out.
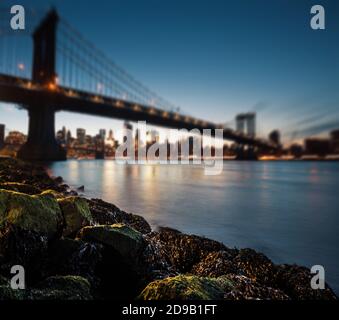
[0,182,41,195]
[0,189,63,239]
[138,275,225,300]
[40,189,64,199]
[77,223,144,260]
[0,276,27,300]
[29,275,92,300]
[58,196,93,237]
[77,224,147,299]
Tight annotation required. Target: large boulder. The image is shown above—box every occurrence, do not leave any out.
[77,224,146,299]
[29,275,92,300]
[0,189,63,284]
[77,224,145,262]
[221,274,290,300]
[58,197,93,237]
[232,248,277,286]
[138,274,290,301]
[87,199,151,234]
[191,251,238,277]
[0,189,63,239]
[47,238,103,291]
[138,275,225,300]
[148,227,231,272]
[275,264,337,300]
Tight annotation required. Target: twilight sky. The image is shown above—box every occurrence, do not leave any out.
[1,0,339,145]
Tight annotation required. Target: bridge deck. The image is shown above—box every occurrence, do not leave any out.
[0,74,274,148]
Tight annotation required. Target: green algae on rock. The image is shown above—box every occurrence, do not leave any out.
[29,275,92,300]
[138,275,227,300]
[0,182,41,195]
[58,196,93,237]
[0,189,63,239]
[77,223,145,260]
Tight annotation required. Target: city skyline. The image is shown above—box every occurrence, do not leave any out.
[1,0,339,145]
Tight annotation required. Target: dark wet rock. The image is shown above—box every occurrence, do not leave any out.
[141,234,178,282]
[138,275,225,300]
[148,227,230,273]
[58,196,93,237]
[77,185,85,191]
[232,248,277,286]
[275,264,337,300]
[0,182,41,195]
[0,158,338,300]
[77,224,147,299]
[0,158,67,193]
[29,275,92,300]
[191,250,238,277]
[77,224,145,265]
[53,176,63,184]
[221,274,290,300]
[0,226,49,284]
[87,198,151,234]
[0,189,64,284]
[47,238,103,290]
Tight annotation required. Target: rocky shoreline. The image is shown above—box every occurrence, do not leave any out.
[0,158,337,300]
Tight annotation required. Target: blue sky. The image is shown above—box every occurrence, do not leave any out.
[1,0,339,145]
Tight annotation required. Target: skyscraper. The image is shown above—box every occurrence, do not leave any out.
[236,114,246,134]
[246,113,256,138]
[76,128,86,144]
[99,129,106,140]
[269,130,281,146]
[235,113,256,137]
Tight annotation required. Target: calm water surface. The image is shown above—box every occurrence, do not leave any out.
[49,160,339,293]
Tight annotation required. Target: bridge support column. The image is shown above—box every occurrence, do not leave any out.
[17,105,66,161]
[17,10,65,162]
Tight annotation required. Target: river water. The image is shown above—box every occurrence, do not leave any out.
[48,160,339,293]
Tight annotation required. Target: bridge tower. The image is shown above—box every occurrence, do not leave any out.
[17,10,66,161]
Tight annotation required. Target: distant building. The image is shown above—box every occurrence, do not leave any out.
[99,129,106,140]
[0,124,5,149]
[76,128,86,145]
[235,113,256,137]
[5,131,27,146]
[236,114,246,134]
[66,130,73,145]
[289,143,303,158]
[246,113,256,137]
[330,129,339,153]
[269,130,281,147]
[106,129,115,147]
[305,138,331,156]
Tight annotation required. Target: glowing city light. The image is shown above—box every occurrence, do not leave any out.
[17,63,25,71]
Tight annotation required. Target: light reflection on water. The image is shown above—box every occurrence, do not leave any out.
[49,160,339,293]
